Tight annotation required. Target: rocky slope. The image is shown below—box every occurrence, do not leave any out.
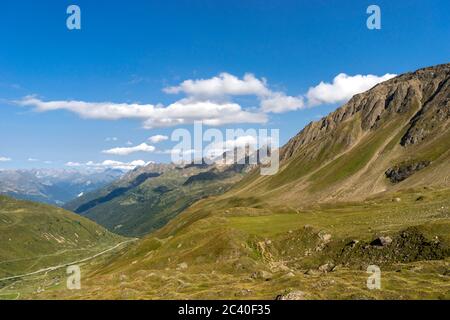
[232,63,450,204]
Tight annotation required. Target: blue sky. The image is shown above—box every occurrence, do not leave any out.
[0,0,449,169]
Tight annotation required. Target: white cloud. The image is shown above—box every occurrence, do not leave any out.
[17,97,267,129]
[148,134,169,143]
[260,93,305,113]
[163,72,270,98]
[306,73,396,106]
[17,96,159,120]
[65,161,82,167]
[222,135,258,149]
[88,160,151,170]
[0,156,11,162]
[105,137,118,142]
[66,160,151,171]
[15,71,397,127]
[205,135,254,158]
[102,143,156,156]
[28,158,39,162]
[142,99,267,128]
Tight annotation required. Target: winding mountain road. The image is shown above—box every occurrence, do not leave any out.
[0,238,138,282]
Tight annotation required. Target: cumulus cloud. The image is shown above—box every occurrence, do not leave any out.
[148,134,169,143]
[260,93,305,113]
[15,71,397,127]
[17,96,159,120]
[306,73,396,107]
[66,160,151,171]
[17,96,267,129]
[221,135,258,150]
[142,99,267,128]
[163,72,270,98]
[0,156,11,162]
[102,143,156,156]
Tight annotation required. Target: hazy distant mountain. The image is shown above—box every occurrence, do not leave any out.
[0,168,124,206]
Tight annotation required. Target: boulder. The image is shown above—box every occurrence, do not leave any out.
[370,236,393,247]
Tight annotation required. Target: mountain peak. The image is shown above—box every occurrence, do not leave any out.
[281,63,450,163]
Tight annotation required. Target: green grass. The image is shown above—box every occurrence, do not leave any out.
[228,188,450,241]
[3,187,447,300]
[229,214,304,238]
[0,195,125,278]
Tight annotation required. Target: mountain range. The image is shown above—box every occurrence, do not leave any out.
[0,63,449,300]
[65,162,250,236]
[0,168,124,206]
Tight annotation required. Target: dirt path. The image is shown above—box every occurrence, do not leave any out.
[0,239,138,282]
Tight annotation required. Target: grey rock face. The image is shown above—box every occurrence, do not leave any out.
[385,161,431,183]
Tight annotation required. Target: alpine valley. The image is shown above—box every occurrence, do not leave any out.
[1,63,449,300]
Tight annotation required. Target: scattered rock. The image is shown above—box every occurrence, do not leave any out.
[260,270,273,280]
[304,269,319,275]
[251,270,273,280]
[235,289,252,297]
[284,272,295,278]
[319,233,332,242]
[346,239,359,248]
[177,262,188,270]
[318,262,335,273]
[370,236,393,247]
[330,265,340,272]
[36,287,45,293]
[276,290,308,300]
[339,227,446,267]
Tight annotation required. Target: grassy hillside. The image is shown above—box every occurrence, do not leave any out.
[12,187,449,300]
[0,195,125,279]
[65,163,247,237]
